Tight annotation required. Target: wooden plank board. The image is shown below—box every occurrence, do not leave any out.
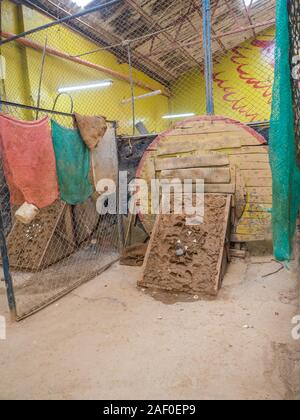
[247,195,273,204]
[235,166,246,220]
[241,169,272,178]
[236,225,271,235]
[224,146,269,155]
[161,167,231,184]
[174,121,262,135]
[158,138,242,155]
[244,177,272,187]
[175,121,231,127]
[145,157,156,181]
[230,249,247,258]
[238,217,271,226]
[160,180,236,194]
[231,161,271,170]
[246,187,273,196]
[244,203,272,212]
[216,195,232,290]
[231,233,271,242]
[204,184,235,194]
[172,125,242,135]
[235,218,272,236]
[241,211,272,220]
[155,154,229,171]
[230,154,269,163]
[165,132,259,146]
[92,127,118,186]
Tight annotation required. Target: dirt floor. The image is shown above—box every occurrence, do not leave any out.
[0,255,299,400]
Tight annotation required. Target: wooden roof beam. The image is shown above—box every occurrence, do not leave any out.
[146,19,275,59]
[22,0,175,83]
[242,0,256,37]
[124,0,202,66]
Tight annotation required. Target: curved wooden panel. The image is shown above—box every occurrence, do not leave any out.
[136,116,272,243]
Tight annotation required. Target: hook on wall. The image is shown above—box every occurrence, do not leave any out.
[52,92,75,115]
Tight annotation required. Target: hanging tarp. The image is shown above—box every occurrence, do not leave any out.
[0,114,59,209]
[269,0,300,260]
[51,120,93,205]
[74,113,107,150]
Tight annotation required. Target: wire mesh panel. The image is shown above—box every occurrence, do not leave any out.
[288,0,300,166]
[0,0,276,136]
[0,104,121,320]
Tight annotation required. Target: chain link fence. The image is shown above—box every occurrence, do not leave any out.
[0,103,121,320]
[0,0,276,134]
[0,0,277,318]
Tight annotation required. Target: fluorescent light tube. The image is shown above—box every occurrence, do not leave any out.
[162,113,195,119]
[58,80,113,93]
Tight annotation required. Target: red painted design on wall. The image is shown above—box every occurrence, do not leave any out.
[213,36,275,121]
[214,72,260,121]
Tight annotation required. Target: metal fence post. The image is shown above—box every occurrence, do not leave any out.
[114,124,125,253]
[0,209,16,321]
[202,0,215,115]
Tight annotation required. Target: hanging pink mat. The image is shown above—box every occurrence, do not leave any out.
[0,113,59,209]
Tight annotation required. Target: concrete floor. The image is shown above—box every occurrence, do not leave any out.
[0,256,299,400]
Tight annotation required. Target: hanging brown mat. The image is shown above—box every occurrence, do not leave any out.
[74,113,107,150]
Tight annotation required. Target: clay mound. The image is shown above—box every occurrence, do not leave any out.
[139,194,231,297]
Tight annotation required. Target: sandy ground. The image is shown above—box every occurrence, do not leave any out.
[0,256,299,400]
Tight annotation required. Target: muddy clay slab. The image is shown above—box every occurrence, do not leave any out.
[139,194,231,297]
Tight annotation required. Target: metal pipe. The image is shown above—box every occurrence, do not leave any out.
[36,36,48,120]
[127,44,136,137]
[121,90,162,105]
[0,100,116,123]
[0,209,16,321]
[0,0,122,46]
[52,93,74,114]
[202,0,214,115]
[114,129,125,253]
[0,31,171,98]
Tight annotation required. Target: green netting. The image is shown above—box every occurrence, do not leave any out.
[269,0,300,261]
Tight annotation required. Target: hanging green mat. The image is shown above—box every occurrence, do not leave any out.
[51,120,93,205]
[269,0,300,261]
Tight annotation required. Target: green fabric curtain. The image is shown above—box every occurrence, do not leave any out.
[51,120,93,205]
[269,0,300,260]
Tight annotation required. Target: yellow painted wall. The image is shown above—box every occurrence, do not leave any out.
[0,1,32,118]
[171,27,275,123]
[0,0,169,133]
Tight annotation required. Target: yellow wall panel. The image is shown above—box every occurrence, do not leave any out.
[171,27,275,123]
